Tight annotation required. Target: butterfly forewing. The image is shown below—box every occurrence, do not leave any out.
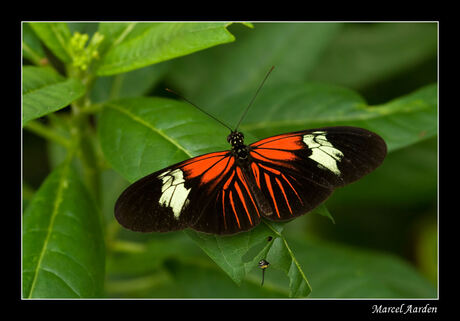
[248,126,387,222]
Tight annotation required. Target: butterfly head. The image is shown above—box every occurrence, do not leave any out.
[227,131,245,147]
[228,131,248,160]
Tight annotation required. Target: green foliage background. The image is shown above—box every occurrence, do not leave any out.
[22,22,437,298]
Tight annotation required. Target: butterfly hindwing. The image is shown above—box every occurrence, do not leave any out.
[248,160,333,221]
[191,165,262,234]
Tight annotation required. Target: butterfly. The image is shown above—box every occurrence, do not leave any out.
[115,67,387,235]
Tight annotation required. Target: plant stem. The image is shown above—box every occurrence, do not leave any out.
[109,73,125,100]
[70,101,101,206]
[105,271,171,295]
[22,42,45,66]
[67,66,102,206]
[110,240,147,253]
[24,120,71,148]
[280,236,312,291]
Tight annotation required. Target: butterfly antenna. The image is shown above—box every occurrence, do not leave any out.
[165,88,233,132]
[234,66,275,131]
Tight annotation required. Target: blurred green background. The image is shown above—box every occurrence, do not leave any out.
[23,22,437,297]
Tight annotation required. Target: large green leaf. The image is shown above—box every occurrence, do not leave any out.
[96,22,242,76]
[295,237,436,298]
[22,66,86,126]
[90,62,171,103]
[308,23,437,89]
[184,222,276,282]
[185,220,313,297]
[23,164,105,298]
[167,22,342,107]
[215,83,437,152]
[29,22,72,63]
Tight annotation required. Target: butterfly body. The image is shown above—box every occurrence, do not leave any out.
[115,126,387,235]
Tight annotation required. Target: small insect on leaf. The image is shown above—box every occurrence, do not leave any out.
[258,259,270,286]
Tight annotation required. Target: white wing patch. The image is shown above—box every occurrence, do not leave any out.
[303,131,344,175]
[158,168,191,219]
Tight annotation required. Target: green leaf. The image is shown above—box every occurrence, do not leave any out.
[295,237,436,298]
[23,66,64,93]
[308,23,437,89]
[90,61,171,103]
[23,23,47,65]
[96,22,240,76]
[216,83,437,153]
[184,222,275,285]
[29,22,72,63]
[186,220,311,297]
[312,204,335,224]
[67,23,99,36]
[22,66,86,126]
[365,84,437,152]
[96,22,137,55]
[23,164,105,298]
[167,22,342,107]
[265,229,312,297]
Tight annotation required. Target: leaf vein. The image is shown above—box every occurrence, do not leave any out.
[40,267,80,297]
[106,103,193,158]
[27,165,70,298]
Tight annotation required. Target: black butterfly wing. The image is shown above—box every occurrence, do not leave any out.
[248,126,387,221]
[115,150,262,235]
